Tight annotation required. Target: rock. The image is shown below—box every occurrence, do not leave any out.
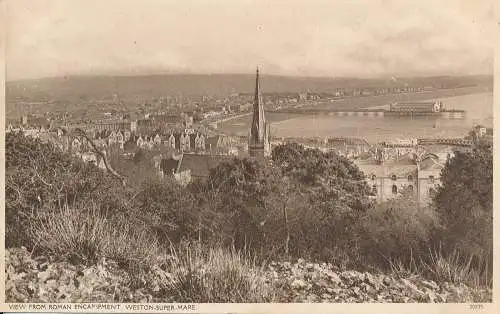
[421,280,439,291]
[360,282,374,294]
[305,263,314,271]
[37,270,51,283]
[383,276,392,286]
[401,278,425,298]
[425,290,437,303]
[326,271,342,285]
[306,294,318,302]
[321,293,331,300]
[436,294,447,302]
[351,286,361,297]
[291,279,307,289]
[364,272,382,290]
[314,279,329,288]
[297,258,305,265]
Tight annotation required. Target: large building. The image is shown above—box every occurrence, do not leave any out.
[248,67,271,158]
[354,144,456,204]
[389,101,443,113]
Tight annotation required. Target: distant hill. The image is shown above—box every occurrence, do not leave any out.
[7,73,493,103]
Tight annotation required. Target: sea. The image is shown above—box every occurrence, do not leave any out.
[217,92,493,144]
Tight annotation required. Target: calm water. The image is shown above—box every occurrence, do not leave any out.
[218,92,493,144]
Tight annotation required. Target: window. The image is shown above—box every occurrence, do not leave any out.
[391,174,397,181]
[429,188,436,198]
[372,185,377,194]
[408,175,413,182]
[392,185,398,195]
[408,185,414,192]
[429,175,435,183]
[371,174,376,181]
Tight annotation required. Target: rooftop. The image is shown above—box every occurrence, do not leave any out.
[176,153,234,178]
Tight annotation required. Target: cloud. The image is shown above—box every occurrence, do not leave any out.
[6,0,494,80]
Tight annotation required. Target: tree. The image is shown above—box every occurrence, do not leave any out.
[268,143,373,260]
[271,143,371,210]
[136,177,198,244]
[194,157,273,250]
[5,132,128,248]
[434,146,493,257]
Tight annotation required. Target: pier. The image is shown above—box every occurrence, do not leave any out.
[269,108,465,119]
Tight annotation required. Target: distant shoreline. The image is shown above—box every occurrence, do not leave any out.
[216,87,491,126]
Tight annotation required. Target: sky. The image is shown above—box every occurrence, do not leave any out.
[5,0,495,81]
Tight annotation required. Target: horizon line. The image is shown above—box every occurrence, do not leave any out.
[6,71,494,83]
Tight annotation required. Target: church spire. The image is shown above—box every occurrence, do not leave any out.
[248,67,270,158]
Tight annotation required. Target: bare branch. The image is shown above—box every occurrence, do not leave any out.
[72,128,127,186]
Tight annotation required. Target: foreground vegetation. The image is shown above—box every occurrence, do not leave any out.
[5,132,492,302]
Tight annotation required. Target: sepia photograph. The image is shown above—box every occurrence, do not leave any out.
[2,0,495,308]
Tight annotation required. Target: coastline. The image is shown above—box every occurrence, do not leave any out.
[213,86,491,127]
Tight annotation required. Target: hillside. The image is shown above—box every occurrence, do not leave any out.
[7,73,493,102]
[5,132,493,303]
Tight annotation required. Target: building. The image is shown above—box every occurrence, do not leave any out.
[355,145,453,204]
[324,137,371,158]
[94,121,131,132]
[356,152,418,202]
[248,67,271,158]
[166,133,176,150]
[416,153,444,204]
[389,101,443,113]
[205,134,234,153]
[21,115,51,129]
[160,153,233,185]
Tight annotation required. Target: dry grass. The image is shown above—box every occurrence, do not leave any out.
[423,248,492,288]
[162,244,273,302]
[30,204,161,268]
[388,246,492,290]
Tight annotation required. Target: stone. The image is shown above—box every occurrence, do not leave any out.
[314,279,329,288]
[401,278,425,298]
[326,271,342,285]
[364,272,382,290]
[37,270,51,283]
[436,294,447,303]
[425,290,437,303]
[291,279,307,289]
[383,276,392,286]
[421,279,439,291]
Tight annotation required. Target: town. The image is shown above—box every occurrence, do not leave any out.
[5,0,494,305]
[6,68,492,205]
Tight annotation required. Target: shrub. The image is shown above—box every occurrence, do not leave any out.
[5,132,125,248]
[357,192,441,269]
[162,244,272,302]
[136,178,199,244]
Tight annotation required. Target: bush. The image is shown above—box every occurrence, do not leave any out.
[357,192,441,269]
[5,132,125,248]
[162,244,272,302]
[136,178,199,244]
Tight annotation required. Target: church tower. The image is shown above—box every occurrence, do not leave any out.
[248,67,270,158]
